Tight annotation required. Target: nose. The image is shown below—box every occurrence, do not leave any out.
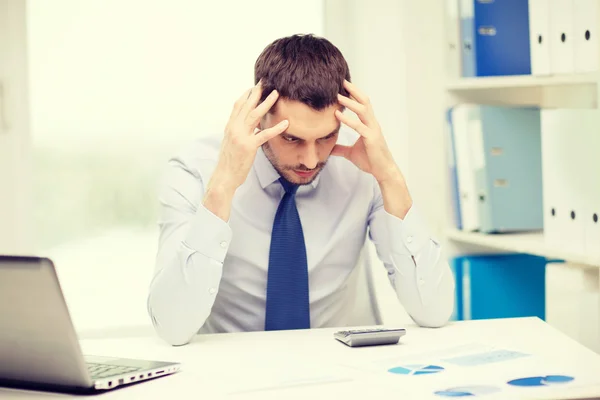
[301,143,319,170]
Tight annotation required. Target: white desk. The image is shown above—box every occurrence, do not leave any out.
[2,318,600,399]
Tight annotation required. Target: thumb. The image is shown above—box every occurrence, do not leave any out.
[331,144,352,159]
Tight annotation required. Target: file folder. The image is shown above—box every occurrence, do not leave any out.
[541,110,587,255]
[573,0,599,72]
[546,262,600,353]
[451,105,480,231]
[445,108,463,230]
[470,106,543,233]
[459,0,476,77]
[582,111,600,260]
[460,0,532,77]
[528,0,552,75]
[446,0,462,79]
[550,0,576,74]
[454,254,546,321]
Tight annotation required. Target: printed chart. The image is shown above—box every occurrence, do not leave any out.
[388,365,445,375]
[507,375,574,387]
[434,385,500,397]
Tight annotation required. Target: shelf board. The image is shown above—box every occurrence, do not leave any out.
[446,73,599,91]
[446,228,600,268]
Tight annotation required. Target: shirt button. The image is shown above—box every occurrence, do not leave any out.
[419,279,425,286]
[407,236,413,244]
[209,288,216,295]
[220,241,227,248]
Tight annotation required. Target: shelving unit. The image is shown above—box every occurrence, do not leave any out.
[446,229,600,268]
[442,10,600,270]
[446,73,600,109]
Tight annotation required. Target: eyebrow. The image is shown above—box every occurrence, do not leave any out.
[283,127,340,141]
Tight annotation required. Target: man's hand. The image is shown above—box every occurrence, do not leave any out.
[203,82,288,221]
[215,82,289,192]
[332,80,400,185]
[333,80,412,219]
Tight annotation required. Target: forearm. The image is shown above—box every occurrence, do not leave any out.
[378,169,413,220]
[148,204,233,346]
[203,171,237,222]
[147,246,223,346]
[390,241,455,327]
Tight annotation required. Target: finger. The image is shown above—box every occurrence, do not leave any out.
[246,89,280,127]
[343,79,369,105]
[240,81,264,118]
[335,110,370,137]
[230,88,252,120]
[331,144,352,159]
[337,94,374,126]
[254,119,289,146]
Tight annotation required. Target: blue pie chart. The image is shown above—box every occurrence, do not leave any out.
[435,385,500,397]
[507,375,574,387]
[388,364,444,375]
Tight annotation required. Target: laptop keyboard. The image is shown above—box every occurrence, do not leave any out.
[87,363,142,380]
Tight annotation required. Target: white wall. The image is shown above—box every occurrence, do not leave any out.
[324,0,446,325]
[0,0,32,255]
[27,0,324,152]
[25,0,325,334]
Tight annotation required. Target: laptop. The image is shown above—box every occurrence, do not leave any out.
[0,255,181,393]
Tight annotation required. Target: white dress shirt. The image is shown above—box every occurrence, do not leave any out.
[147,132,455,346]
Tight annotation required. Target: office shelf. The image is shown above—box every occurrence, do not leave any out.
[445,73,599,108]
[446,73,599,91]
[446,228,600,268]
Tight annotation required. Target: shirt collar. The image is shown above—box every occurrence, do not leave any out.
[254,146,321,190]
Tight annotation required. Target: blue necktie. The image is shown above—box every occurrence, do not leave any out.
[265,177,310,331]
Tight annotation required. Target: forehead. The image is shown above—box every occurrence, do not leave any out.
[270,99,341,138]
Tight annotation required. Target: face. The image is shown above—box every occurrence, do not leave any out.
[261,99,341,185]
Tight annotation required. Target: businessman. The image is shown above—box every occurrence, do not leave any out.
[147,34,455,346]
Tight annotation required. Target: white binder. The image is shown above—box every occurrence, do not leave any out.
[550,0,576,74]
[529,0,552,75]
[452,105,480,232]
[445,0,461,79]
[541,110,586,256]
[545,262,600,353]
[582,111,600,260]
[573,0,599,72]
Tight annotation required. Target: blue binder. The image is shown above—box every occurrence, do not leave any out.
[453,254,546,321]
[470,106,543,233]
[445,108,463,230]
[460,0,532,77]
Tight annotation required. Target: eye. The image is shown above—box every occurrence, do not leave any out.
[318,133,336,142]
[283,136,298,143]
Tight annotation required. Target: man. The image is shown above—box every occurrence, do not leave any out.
[147,34,455,346]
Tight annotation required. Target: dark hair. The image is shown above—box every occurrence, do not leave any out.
[254,34,351,111]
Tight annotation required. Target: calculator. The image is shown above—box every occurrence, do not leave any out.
[334,328,406,347]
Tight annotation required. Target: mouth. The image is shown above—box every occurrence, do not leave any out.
[293,169,317,179]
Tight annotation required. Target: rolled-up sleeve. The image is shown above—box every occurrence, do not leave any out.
[147,157,231,346]
[368,185,455,328]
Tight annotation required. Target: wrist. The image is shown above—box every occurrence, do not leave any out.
[203,175,237,222]
[379,174,413,220]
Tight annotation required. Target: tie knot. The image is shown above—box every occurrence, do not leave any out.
[279,177,299,195]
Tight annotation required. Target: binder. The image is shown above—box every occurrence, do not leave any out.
[546,262,600,353]
[459,0,476,77]
[445,108,463,230]
[446,0,462,79]
[528,0,552,75]
[541,110,587,255]
[582,111,600,260]
[454,254,546,321]
[573,0,599,72]
[470,106,543,233]
[451,105,479,231]
[549,0,575,74]
[460,0,532,77]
